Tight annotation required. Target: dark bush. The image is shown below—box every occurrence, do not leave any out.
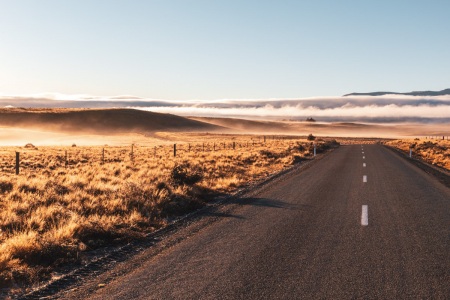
[0,181,13,194]
[307,134,316,141]
[292,155,306,164]
[259,150,280,159]
[18,184,39,194]
[171,164,203,186]
[295,143,305,151]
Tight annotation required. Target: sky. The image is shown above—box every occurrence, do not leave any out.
[1,0,449,100]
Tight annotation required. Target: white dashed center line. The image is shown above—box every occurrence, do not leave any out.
[363,175,367,182]
[363,163,366,167]
[363,156,365,159]
[361,205,368,226]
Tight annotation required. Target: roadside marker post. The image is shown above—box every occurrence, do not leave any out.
[174,144,176,157]
[313,143,316,157]
[409,148,412,158]
[15,152,20,175]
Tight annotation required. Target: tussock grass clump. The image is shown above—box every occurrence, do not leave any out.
[0,180,13,194]
[171,163,203,187]
[0,136,337,289]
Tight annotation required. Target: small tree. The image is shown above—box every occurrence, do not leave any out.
[307,134,316,141]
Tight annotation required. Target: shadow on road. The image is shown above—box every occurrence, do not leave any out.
[231,197,291,208]
[199,197,292,220]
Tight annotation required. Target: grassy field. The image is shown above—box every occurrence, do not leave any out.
[0,133,338,289]
[386,138,450,170]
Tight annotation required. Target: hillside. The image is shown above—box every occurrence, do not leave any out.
[189,117,293,132]
[343,88,450,97]
[0,108,222,134]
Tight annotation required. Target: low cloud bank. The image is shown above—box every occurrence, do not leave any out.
[1,93,450,123]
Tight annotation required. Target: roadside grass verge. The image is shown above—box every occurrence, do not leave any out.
[0,136,339,291]
[385,139,450,170]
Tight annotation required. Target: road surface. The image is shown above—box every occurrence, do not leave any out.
[65,145,450,299]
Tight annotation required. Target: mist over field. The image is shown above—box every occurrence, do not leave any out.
[2,93,450,123]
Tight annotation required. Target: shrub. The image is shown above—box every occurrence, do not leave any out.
[307,134,316,141]
[294,143,305,151]
[0,181,13,194]
[259,150,280,159]
[292,155,306,164]
[171,164,203,186]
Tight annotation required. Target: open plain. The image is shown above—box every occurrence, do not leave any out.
[0,108,448,299]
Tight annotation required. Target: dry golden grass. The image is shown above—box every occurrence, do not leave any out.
[0,134,339,288]
[335,137,389,145]
[386,138,450,170]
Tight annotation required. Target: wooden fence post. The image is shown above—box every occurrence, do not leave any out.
[65,150,68,167]
[102,148,105,164]
[233,141,235,150]
[15,152,19,175]
[174,144,177,157]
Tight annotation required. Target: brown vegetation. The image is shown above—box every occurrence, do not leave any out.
[0,135,339,289]
[386,138,450,170]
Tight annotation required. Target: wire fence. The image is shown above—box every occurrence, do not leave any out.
[1,135,315,175]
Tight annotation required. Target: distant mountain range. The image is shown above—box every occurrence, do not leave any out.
[343,88,450,97]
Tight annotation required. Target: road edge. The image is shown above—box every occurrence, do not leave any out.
[18,146,339,300]
[384,145,450,188]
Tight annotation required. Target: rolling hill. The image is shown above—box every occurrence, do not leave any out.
[0,108,222,134]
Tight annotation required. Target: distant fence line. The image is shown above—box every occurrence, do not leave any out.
[426,136,450,140]
[2,135,314,175]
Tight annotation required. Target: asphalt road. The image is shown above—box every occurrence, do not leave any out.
[66,145,450,299]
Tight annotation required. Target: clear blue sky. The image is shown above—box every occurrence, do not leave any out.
[1,0,449,99]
